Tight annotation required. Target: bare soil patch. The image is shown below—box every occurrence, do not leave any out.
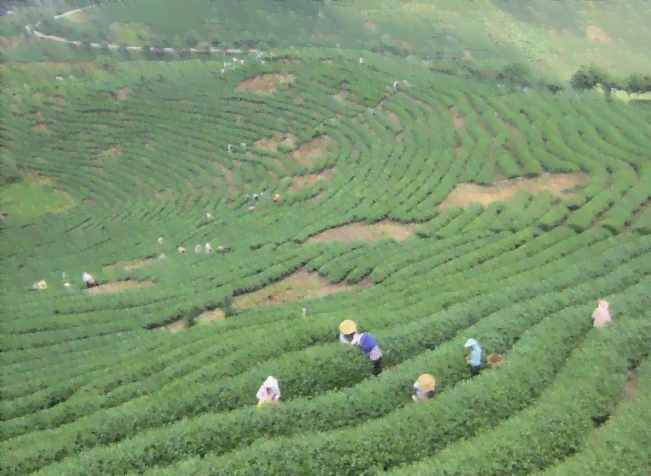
[196,308,226,325]
[235,269,373,309]
[383,109,402,126]
[289,135,336,165]
[161,320,187,334]
[33,124,50,133]
[63,10,90,23]
[236,74,294,95]
[619,369,638,403]
[307,220,416,244]
[115,87,131,100]
[84,280,155,295]
[289,168,336,191]
[332,90,348,102]
[103,258,153,272]
[254,132,297,152]
[448,106,465,129]
[586,25,612,43]
[437,173,589,211]
[99,145,123,161]
[217,163,235,185]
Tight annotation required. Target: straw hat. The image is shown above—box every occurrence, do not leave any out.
[339,319,356,334]
[416,374,436,392]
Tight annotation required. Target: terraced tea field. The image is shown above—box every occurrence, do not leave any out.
[2,1,651,475]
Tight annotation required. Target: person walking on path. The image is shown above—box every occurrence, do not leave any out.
[339,320,383,375]
[464,338,483,377]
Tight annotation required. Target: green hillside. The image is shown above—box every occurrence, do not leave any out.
[2,1,650,476]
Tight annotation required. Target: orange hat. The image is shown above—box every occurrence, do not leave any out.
[416,374,436,392]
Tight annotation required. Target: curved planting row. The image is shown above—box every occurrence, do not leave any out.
[6,232,651,475]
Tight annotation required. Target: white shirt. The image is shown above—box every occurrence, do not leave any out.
[82,272,92,283]
[256,377,281,402]
[340,333,354,344]
[468,344,482,366]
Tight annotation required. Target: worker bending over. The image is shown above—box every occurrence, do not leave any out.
[339,320,383,375]
[256,376,281,407]
[412,374,436,402]
[82,272,97,289]
[464,338,483,377]
[592,299,611,328]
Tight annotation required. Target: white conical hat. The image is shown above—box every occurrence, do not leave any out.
[464,338,478,348]
[263,376,278,387]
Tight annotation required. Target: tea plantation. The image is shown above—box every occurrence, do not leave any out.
[2,1,651,475]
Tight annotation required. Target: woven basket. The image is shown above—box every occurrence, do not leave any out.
[487,353,504,367]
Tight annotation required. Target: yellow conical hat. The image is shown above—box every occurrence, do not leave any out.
[339,319,356,334]
[416,374,436,392]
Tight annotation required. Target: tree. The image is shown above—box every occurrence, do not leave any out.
[570,66,597,91]
[624,73,651,94]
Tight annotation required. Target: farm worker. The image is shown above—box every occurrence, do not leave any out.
[194,244,202,253]
[157,237,164,244]
[32,280,47,290]
[256,376,281,406]
[64,282,71,288]
[253,193,259,200]
[592,299,611,328]
[177,246,186,254]
[274,193,280,202]
[82,272,96,288]
[464,338,483,377]
[412,374,436,402]
[205,243,212,252]
[339,320,383,375]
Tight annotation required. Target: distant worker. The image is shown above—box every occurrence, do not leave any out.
[205,243,212,252]
[412,374,436,402]
[339,320,383,375]
[31,280,47,291]
[253,193,259,201]
[256,376,281,407]
[464,338,483,377]
[592,299,612,328]
[274,193,280,203]
[64,282,71,288]
[82,272,97,289]
[157,237,164,244]
[177,246,186,254]
[194,244,202,253]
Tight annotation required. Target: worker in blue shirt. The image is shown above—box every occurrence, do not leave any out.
[339,320,383,375]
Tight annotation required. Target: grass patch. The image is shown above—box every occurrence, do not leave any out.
[0,176,78,220]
